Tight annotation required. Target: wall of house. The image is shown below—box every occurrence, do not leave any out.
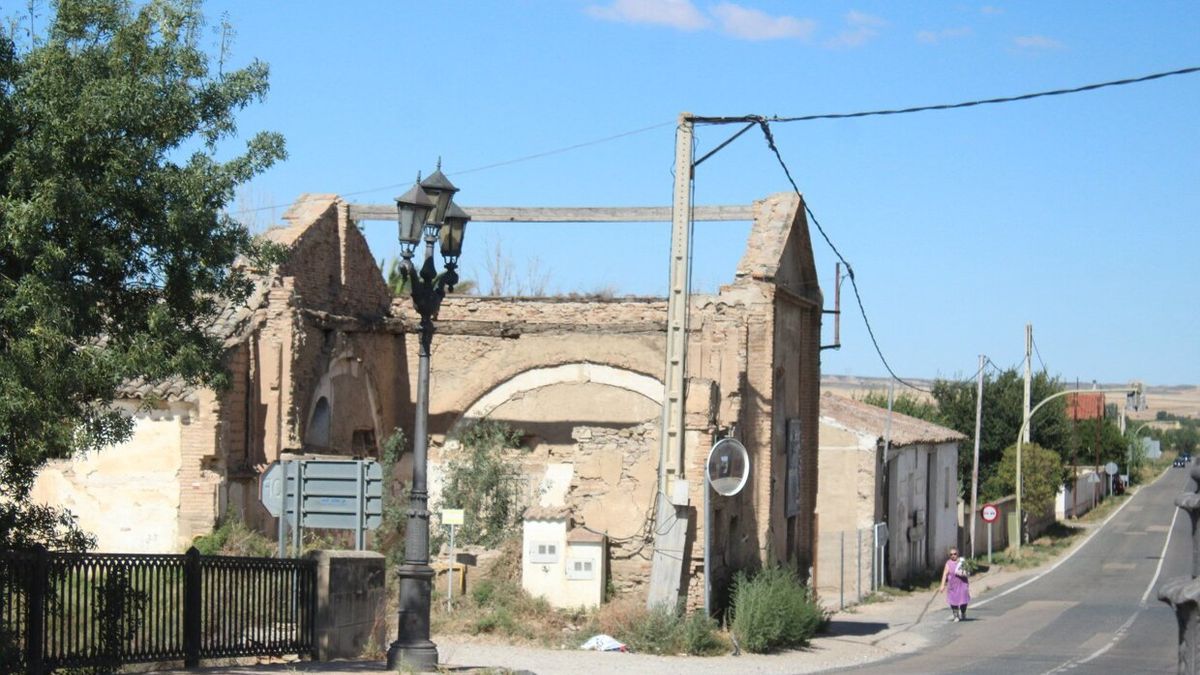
[31,400,191,553]
[886,441,959,584]
[815,423,878,604]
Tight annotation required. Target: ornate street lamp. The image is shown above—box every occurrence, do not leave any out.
[386,162,469,671]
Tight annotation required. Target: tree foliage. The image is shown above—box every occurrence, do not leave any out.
[931,368,1068,495]
[439,420,526,548]
[0,0,284,549]
[982,442,1064,512]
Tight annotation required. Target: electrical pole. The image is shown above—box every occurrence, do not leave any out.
[647,112,694,610]
[969,354,984,558]
[1023,323,1032,444]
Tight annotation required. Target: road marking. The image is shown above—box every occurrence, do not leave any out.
[1147,525,1170,532]
[1040,473,1182,674]
[975,467,1173,611]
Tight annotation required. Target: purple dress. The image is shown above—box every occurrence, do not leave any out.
[944,559,970,606]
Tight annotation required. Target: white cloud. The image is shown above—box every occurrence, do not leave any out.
[1014,34,1064,50]
[711,3,816,41]
[824,10,885,48]
[916,26,973,45]
[584,0,710,31]
[980,5,1004,15]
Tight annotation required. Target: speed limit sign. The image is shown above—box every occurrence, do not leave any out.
[981,503,999,523]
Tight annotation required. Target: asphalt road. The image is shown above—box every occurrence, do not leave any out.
[852,467,1190,674]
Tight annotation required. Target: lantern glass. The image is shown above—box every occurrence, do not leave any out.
[420,168,459,224]
[440,204,469,258]
[395,183,434,244]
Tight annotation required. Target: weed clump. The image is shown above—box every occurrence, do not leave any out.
[730,567,826,653]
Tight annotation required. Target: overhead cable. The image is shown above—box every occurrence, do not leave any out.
[691,66,1200,126]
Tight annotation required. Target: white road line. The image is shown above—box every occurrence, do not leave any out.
[1041,470,1182,674]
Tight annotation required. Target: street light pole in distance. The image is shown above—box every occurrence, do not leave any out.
[1013,384,1139,553]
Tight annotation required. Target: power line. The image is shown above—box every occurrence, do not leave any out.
[751,118,928,393]
[692,65,1200,126]
[231,119,676,217]
[1031,334,1048,373]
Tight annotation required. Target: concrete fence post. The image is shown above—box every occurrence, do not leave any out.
[306,550,388,661]
[1160,464,1200,673]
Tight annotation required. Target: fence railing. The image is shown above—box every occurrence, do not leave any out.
[815,525,883,610]
[0,546,316,673]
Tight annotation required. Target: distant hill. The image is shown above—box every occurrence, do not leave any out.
[820,374,1200,420]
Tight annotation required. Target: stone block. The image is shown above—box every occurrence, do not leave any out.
[306,550,387,661]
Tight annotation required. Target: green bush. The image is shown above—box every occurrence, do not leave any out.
[190,518,274,557]
[622,604,681,655]
[680,612,725,656]
[601,604,724,656]
[730,567,826,653]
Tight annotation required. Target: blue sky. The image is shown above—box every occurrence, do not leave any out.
[205,1,1199,386]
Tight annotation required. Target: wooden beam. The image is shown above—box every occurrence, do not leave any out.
[346,204,753,223]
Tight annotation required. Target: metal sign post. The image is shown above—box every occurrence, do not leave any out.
[260,457,384,557]
[703,438,749,617]
[443,509,465,611]
[981,503,999,564]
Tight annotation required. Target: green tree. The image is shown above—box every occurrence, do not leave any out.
[1066,418,1127,468]
[0,0,284,550]
[982,442,1064,513]
[932,369,1068,496]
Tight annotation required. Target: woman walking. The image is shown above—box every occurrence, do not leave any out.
[939,547,970,621]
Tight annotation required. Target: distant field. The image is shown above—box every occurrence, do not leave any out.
[821,375,1200,420]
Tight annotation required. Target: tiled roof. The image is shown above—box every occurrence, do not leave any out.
[820,391,966,447]
[567,527,606,543]
[523,505,571,521]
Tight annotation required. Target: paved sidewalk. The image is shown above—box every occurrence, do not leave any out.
[159,562,1040,674]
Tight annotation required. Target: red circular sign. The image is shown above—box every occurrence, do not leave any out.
[981,503,999,523]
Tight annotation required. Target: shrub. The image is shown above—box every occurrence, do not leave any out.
[584,601,724,656]
[621,604,680,655]
[730,567,826,653]
[680,612,725,656]
[190,518,273,557]
[438,420,527,548]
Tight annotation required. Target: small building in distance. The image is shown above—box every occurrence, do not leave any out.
[817,391,964,596]
[1065,392,1106,421]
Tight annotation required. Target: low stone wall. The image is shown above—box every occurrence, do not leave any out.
[306,550,387,661]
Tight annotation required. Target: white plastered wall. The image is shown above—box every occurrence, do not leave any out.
[30,400,190,553]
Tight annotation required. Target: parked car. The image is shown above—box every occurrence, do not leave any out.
[1174,457,1188,468]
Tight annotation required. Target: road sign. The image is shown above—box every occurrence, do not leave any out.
[981,503,999,524]
[442,508,464,526]
[259,458,384,556]
[1105,462,1119,476]
[706,438,749,496]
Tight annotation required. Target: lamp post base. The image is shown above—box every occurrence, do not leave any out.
[387,564,439,671]
[385,642,439,672]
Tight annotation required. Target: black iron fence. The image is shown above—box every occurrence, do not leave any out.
[0,546,316,673]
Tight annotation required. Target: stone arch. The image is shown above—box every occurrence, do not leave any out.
[449,362,663,436]
[304,350,384,453]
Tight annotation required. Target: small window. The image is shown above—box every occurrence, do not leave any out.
[566,558,595,580]
[530,542,558,564]
[945,466,951,509]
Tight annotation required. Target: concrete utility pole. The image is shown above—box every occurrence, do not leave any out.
[647,112,694,610]
[1023,323,1032,444]
[969,354,985,558]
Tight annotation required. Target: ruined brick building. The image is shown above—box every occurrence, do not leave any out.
[32,191,823,611]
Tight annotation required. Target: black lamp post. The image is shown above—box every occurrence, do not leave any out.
[386,162,469,671]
